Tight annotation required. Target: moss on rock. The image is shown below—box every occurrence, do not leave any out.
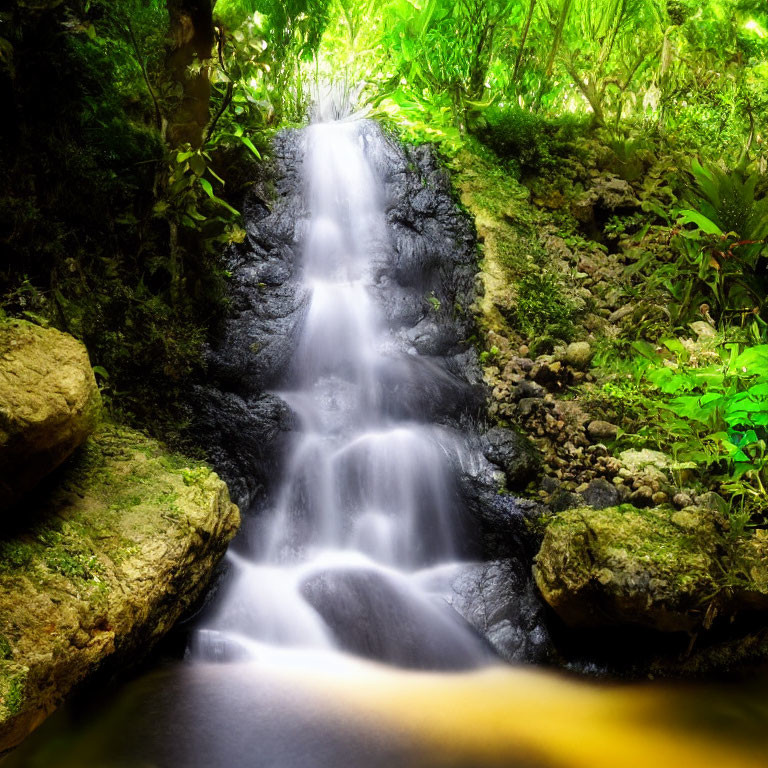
[534,505,768,638]
[0,423,239,752]
[0,319,101,509]
[534,505,721,632]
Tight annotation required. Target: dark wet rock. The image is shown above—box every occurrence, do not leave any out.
[582,478,622,509]
[190,389,294,511]
[188,131,307,508]
[482,427,541,490]
[301,568,493,670]
[374,355,484,424]
[456,457,545,560]
[448,559,553,663]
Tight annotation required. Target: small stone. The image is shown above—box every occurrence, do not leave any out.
[587,420,618,441]
[515,380,545,398]
[517,398,540,418]
[608,305,634,323]
[541,476,559,493]
[689,321,716,339]
[629,486,654,507]
[619,448,671,474]
[652,491,669,505]
[673,492,693,509]
[582,478,622,509]
[695,491,726,511]
[482,427,541,490]
[564,341,593,370]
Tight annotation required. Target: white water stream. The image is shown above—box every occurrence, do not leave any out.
[191,118,489,669]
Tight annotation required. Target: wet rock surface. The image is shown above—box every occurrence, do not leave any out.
[194,124,497,509]
[448,559,553,663]
[188,121,553,665]
[0,320,101,510]
[481,426,541,490]
[301,568,493,670]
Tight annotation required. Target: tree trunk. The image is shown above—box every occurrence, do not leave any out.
[512,0,537,82]
[166,0,215,148]
[545,0,572,77]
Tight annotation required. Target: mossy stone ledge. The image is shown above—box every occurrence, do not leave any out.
[0,425,239,752]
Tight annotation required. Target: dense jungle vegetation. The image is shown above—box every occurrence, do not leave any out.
[2,0,768,534]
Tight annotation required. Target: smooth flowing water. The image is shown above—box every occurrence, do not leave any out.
[191,118,489,669]
[5,118,768,768]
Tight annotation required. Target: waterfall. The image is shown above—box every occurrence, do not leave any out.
[191,118,492,669]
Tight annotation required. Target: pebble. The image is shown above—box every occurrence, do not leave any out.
[587,420,618,441]
[564,341,593,370]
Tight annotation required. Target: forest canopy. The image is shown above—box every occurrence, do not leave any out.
[1,0,767,426]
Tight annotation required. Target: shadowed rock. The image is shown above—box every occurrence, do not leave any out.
[301,567,493,670]
[0,319,101,510]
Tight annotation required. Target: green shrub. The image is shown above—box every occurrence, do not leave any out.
[511,271,581,342]
[477,106,586,177]
[661,160,768,331]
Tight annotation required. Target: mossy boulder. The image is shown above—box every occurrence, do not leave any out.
[0,424,239,752]
[534,506,768,636]
[0,320,101,509]
[534,505,724,632]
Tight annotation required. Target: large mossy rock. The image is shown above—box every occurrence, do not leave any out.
[0,425,239,752]
[533,505,768,634]
[0,320,101,509]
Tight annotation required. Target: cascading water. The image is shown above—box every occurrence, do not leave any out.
[192,117,492,669]
[10,116,768,768]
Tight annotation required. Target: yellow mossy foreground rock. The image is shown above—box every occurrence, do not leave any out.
[0,425,239,752]
[0,319,101,509]
[534,505,768,635]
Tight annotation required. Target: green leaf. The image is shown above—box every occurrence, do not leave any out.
[189,154,206,176]
[200,178,240,216]
[240,135,262,159]
[661,337,688,360]
[676,209,723,235]
[207,166,226,185]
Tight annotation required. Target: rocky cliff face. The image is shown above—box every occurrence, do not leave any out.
[0,425,239,752]
[190,121,553,664]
